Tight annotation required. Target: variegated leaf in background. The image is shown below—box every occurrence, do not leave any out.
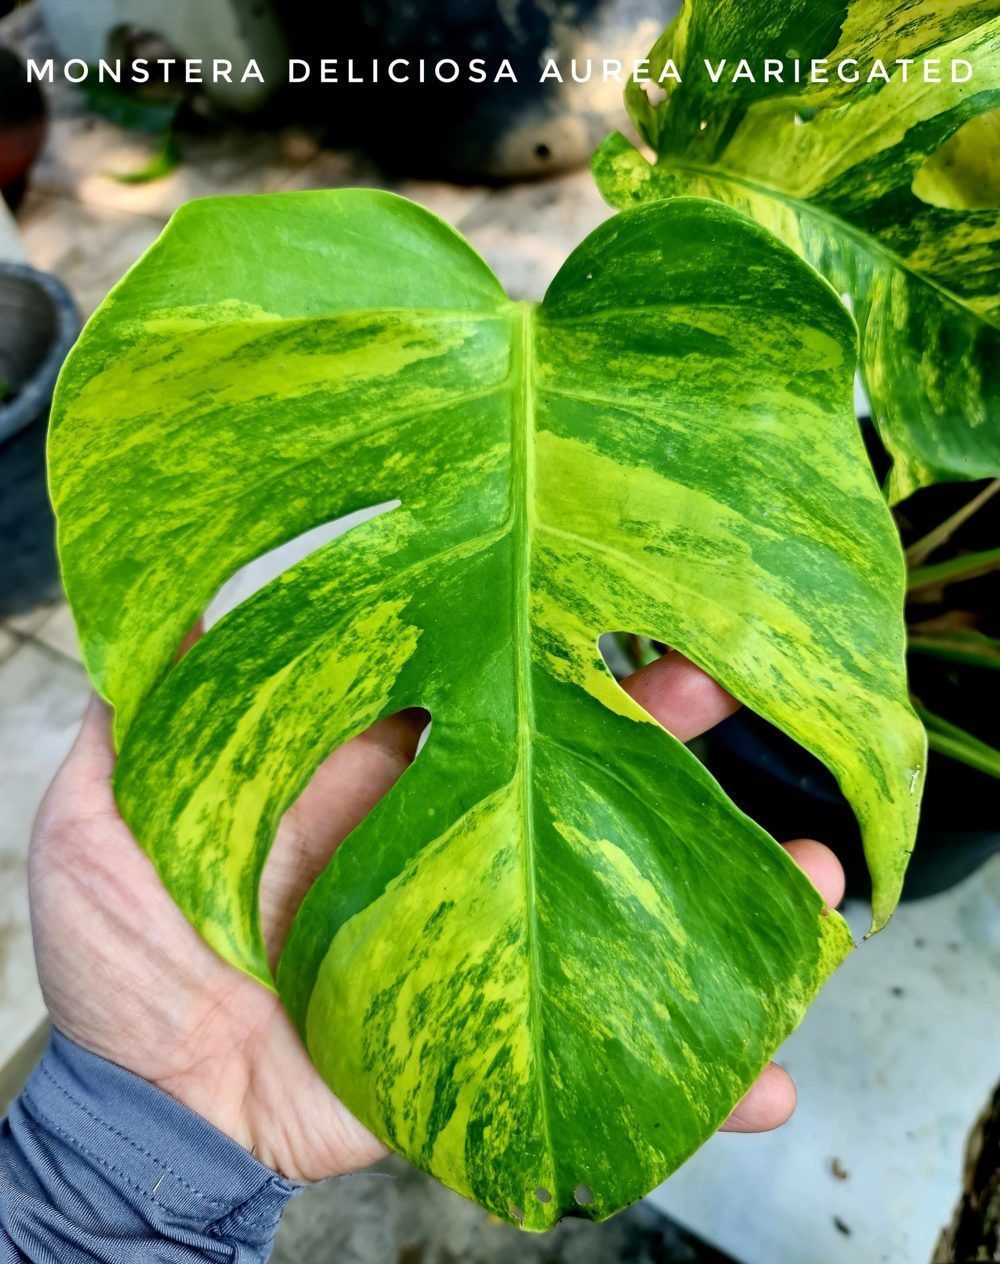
[592,0,1000,502]
[49,190,923,1229]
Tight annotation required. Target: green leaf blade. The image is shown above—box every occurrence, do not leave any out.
[49,189,510,738]
[295,684,854,1228]
[50,190,920,1229]
[535,199,921,928]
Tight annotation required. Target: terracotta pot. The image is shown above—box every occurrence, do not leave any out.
[0,47,46,205]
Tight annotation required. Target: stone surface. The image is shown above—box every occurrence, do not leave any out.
[648,861,1000,1264]
[33,602,81,663]
[0,628,18,666]
[30,115,323,218]
[272,146,491,226]
[0,643,88,1073]
[16,191,165,317]
[272,1154,734,1264]
[4,599,62,639]
[0,197,26,264]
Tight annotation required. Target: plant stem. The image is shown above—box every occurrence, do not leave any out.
[907,546,1000,594]
[908,629,1000,669]
[905,479,1000,568]
[913,703,1000,778]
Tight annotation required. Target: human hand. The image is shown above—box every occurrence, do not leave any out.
[29,649,843,1183]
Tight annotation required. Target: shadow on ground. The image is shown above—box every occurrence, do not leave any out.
[273,1156,737,1264]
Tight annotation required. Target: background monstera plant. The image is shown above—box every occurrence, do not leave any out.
[594,0,1000,796]
[592,0,1000,504]
[48,188,924,1229]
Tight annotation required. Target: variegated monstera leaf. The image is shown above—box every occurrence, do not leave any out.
[593,0,1000,502]
[49,190,923,1230]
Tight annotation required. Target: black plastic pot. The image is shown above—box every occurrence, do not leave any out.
[283,0,672,179]
[0,263,79,445]
[703,709,1000,901]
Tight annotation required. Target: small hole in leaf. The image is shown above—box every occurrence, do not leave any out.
[642,80,667,107]
[575,1184,594,1205]
[509,1203,524,1223]
[534,1186,552,1203]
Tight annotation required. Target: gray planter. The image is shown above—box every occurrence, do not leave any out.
[0,263,79,445]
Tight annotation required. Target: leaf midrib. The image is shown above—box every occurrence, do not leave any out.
[660,158,1000,332]
[511,301,556,1194]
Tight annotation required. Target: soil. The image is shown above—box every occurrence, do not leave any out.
[933,1079,1000,1263]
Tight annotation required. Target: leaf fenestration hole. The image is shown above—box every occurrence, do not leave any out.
[260,703,431,972]
[574,1184,594,1205]
[600,630,723,753]
[206,499,401,626]
[598,633,860,888]
[534,1186,552,1203]
[598,631,668,681]
[169,496,421,976]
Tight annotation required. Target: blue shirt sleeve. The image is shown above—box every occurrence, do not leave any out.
[0,1029,302,1263]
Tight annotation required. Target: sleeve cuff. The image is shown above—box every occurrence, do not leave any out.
[9,1028,301,1254]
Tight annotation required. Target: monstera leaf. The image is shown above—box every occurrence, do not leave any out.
[49,190,923,1229]
[592,0,1000,502]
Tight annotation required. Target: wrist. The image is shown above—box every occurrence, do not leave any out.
[5,1029,301,1261]
[149,1039,387,1185]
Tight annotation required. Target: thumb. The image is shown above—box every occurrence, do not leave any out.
[259,708,428,965]
[56,693,115,790]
